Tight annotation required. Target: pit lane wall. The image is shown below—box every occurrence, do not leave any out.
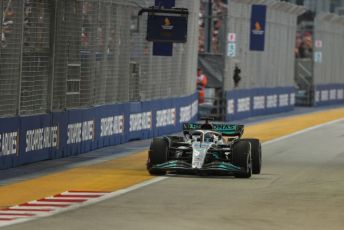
[224,1,303,121]
[0,93,198,169]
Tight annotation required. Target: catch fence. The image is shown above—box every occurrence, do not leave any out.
[0,0,199,117]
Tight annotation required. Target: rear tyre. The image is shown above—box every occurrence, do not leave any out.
[232,140,252,178]
[242,138,262,174]
[147,138,168,175]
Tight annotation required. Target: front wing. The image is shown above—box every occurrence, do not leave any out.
[150,160,245,175]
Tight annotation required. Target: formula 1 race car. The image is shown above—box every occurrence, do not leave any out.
[147,119,262,178]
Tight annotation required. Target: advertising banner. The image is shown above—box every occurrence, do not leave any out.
[153,0,176,56]
[249,5,267,51]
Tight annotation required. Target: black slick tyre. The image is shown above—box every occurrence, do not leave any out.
[147,138,168,175]
[232,140,252,178]
[242,138,262,174]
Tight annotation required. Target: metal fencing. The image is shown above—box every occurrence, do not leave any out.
[313,13,344,85]
[0,0,199,117]
[132,0,199,102]
[224,0,304,91]
[0,0,23,116]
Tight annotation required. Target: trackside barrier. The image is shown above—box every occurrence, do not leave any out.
[222,1,304,121]
[0,93,198,169]
[314,84,344,106]
[226,87,295,121]
[312,14,344,107]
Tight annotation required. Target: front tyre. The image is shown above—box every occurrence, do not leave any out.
[232,140,252,178]
[147,138,168,175]
[242,138,262,174]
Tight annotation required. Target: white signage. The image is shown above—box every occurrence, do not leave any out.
[129,112,152,132]
[290,93,295,105]
[180,105,192,123]
[191,101,198,118]
[26,126,59,152]
[100,115,124,137]
[67,120,95,144]
[279,94,289,107]
[315,40,322,48]
[314,51,322,63]
[227,33,236,42]
[156,108,176,127]
[266,95,278,108]
[315,91,320,102]
[330,89,337,100]
[227,99,234,114]
[227,43,236,57]
[253,96,265,110]
[321,90,329,101]
[0,131,18,156]
[237,97,250,112]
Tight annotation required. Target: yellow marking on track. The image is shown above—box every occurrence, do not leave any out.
[0,152,149,208]
[0,108,343,208]
[243,108,344,141]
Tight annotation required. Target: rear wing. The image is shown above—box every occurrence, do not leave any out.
[213,124,244,137]
[183,123,202,131]
[183,123,244,137]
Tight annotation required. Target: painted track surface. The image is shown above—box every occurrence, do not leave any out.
[0,108,344,229]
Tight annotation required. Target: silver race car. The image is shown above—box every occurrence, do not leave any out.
[147,119,262,178]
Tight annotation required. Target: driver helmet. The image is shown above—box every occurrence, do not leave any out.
[204,132,215,142]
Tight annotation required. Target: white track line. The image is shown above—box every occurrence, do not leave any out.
[1,118,343,227]
[7,206,54,211]
[61,192,108,196]
[25,201,73,206]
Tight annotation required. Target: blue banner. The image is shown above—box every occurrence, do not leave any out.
[153,42,173,56]
[0,92,198,169]
[153,0,175,56]
[314,83,344,106]
[225,87,295,121]
[249,5,267,51]
[155,0,175,9]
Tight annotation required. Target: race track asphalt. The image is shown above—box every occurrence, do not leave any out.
[1,108,344,229]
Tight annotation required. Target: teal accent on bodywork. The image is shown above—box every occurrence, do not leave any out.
[213,162,241,171]
[153,160,241,172]
[155,160,179,168]
[183,123,244,136]
[213,124,244,136]
[211,153,220,160]
[183,123,202,130]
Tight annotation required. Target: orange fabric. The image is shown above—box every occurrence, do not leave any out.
[198,90,205,103]
[197,74,207,103]
[197,74,207,88]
